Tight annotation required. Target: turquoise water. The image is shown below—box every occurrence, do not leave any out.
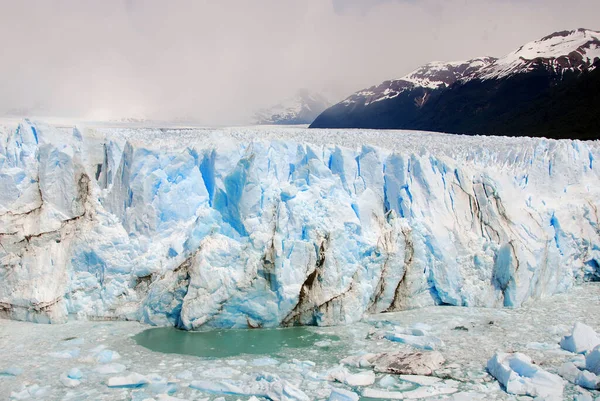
[133,326,341,358]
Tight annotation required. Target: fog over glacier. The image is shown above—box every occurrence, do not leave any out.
[1,0,599,123]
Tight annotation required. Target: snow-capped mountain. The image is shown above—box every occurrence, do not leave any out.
[478,28,600,80]
[254,90,331,125]
[311,28,600,140]
[342,57,497,107]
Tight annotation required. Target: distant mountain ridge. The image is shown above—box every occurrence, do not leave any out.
[254,90,331,125]
[310,28,600,140]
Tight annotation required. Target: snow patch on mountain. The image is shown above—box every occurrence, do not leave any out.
[479,28,600,80]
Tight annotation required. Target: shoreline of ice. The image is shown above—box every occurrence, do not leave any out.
[1,283,599,400]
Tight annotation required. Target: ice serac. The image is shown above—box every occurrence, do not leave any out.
[1,122,600,328]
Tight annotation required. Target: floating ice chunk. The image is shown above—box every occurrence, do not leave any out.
[576,370,600,390]
[340,353,378,368]
[328,388,359,401]
[226,359,248,366]
[107,372,149,388]
[95,363,127,374]
[372,351,445,375]
[399,374,442,386]
[572,354,588,369]
[324,366,375,386]
[175,370,194,380]
[412,323,432,332]
[526,342,560,350]
[558,362,581,383]
[265,380,310,401]
[201,367,241,379]
[402,386,459,399]
[378,375,398,388]
[487,352,564,400]
[575,393,594,401]
[189,380,245,395]
[10,384,50,400]
[0,367,23,376]
[292,359,316,369]
[560,322,600,354]
[96,349,122,363]
[252,357,279,366]
[60,373,81,387]
[361,388,404,399]
[67,368,83,380]
[48,348,80,358]
[156,395,190,401]
[384,331,444,350]
[586,345,600,375]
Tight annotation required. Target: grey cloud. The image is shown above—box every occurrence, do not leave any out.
[0,0,598,124]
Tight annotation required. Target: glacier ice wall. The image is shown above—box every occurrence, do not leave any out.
[1,121,599,329]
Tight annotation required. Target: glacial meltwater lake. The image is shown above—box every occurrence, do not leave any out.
[133,326,341,358]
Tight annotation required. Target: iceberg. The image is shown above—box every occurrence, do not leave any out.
[487,352,564,400]
[1,121,599,328]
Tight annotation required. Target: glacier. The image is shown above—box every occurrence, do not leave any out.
[1,120,599,329]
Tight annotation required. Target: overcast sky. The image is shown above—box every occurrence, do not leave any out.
[0,0,598,124]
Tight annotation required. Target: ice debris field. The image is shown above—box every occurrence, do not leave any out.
[0,120,600,400]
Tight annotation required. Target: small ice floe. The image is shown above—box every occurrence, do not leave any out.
[96,349,122,363]
[487,352,564,400]
[398,374,442,386]
[323,366,375,386]
[341,351,445,376]
[95,363,127,374]
[107,372,149,388]
[586,345,600,375]
[200,367,241,379]
[575,370,600,390]
[292,359,316,369]
[175,370,194,380]
[155,395,190,401]
[48,348,80,359]
[558,347,600,390]
[190,379,244,394]
[10,384,50,400]
[226,359,248,366]
[378,326,444,350]
[58,367,83,388]
[252,357,279,366]
[361,388,405,399]
[60,373,81,388]
[574,392,594,401]
[365,388,461,400]
[560,322,600,354]
[190,377,309,400]
[0,367,23,376]
[145,373,178,395]
[328,387,359,401]
[526,342,560,351]
[67,368,83,379]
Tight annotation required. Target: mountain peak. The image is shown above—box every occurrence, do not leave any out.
[478,28,600,79]
[254,90,331,125]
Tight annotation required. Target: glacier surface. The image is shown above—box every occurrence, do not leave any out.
[1,120,599,328]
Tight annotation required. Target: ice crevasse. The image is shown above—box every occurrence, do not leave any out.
[0,120,599,329]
